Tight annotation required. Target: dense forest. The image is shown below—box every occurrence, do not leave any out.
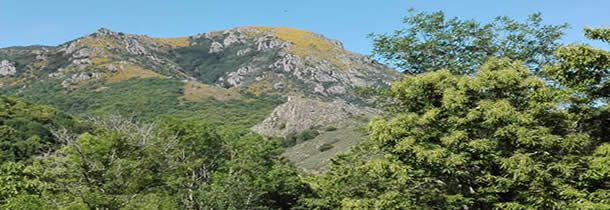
[1,10,609,209]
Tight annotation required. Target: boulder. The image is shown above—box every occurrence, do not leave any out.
[0,60,17,76]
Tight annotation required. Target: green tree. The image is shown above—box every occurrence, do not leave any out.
[0,96,88,162]
[545,28,610,142]
[306,58,609,209]
[371,9,567,74]
[1,116,308,209]
[0,162,46,206]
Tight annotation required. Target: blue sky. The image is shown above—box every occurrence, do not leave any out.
[1,0,608,54]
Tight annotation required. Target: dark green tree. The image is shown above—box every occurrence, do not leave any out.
[1,116,309,209]
[0,96,88,162]
[371,9,567,74]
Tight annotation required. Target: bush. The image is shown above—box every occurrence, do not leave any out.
[318,143,334,152]
[297,129,320,142]
[0,96,89,162]
[283,132,298,147]
[282,129,321,148]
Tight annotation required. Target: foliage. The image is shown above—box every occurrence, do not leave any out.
[545,28,610,105]
[306,58,610,209]
[318,143,334,152]
[0,116,309,209]
[371,9,567,74]
[284,128,321,147]
[0,96,88,162]
[0,162,46,206]
[5,78,283,128]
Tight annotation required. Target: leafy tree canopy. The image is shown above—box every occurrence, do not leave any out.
[0,116,309,209]
[371,9,567,74]
[306,57,609,209]
[0,96,88,162]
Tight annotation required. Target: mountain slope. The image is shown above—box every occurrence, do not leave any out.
[0,26,399,172]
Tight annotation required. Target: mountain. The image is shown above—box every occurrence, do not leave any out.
[0,26,399,172]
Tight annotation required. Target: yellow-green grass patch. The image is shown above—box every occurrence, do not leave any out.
[181,81,240,101]
[107,64,165,83]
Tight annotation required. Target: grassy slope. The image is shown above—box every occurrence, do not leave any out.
[283,126,366,174]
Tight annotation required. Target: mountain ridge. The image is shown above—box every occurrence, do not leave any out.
[0,26,400,172]
[1,26,398,102]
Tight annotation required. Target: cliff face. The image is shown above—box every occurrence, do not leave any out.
[252,96,377,137]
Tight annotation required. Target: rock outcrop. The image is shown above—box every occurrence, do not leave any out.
[197,26,400,102]
[252,97,376,137]
[0,60,17,76]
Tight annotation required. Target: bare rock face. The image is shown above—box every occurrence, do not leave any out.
[223,32,245,46]
[236,48,252,56]
[218,66,259,87]
[95,27,115,36]
[327,85,347,95]
[0,60,17,76]
[61,72,101,87]
[209,42,224,53]
[72,58,92,65]
[256,35,291,51]
[270,54,300,72]
[58,27,174,61]
[252,97,375,137]
[34,48,49,61]
[124,38,150,55]
[202,27,400,101]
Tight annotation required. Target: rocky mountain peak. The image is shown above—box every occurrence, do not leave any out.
[93,27,119,37]
[186,26,399,101]
[232,26,345,48]
[2,26,399,101]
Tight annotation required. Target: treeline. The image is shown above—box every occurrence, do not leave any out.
[1,109,308,209]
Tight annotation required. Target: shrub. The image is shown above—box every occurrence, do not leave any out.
[297,129,320,142]
[318,143,334,152]
[283,132,298,147]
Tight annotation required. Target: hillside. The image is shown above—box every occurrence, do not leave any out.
[0,26,400,172]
